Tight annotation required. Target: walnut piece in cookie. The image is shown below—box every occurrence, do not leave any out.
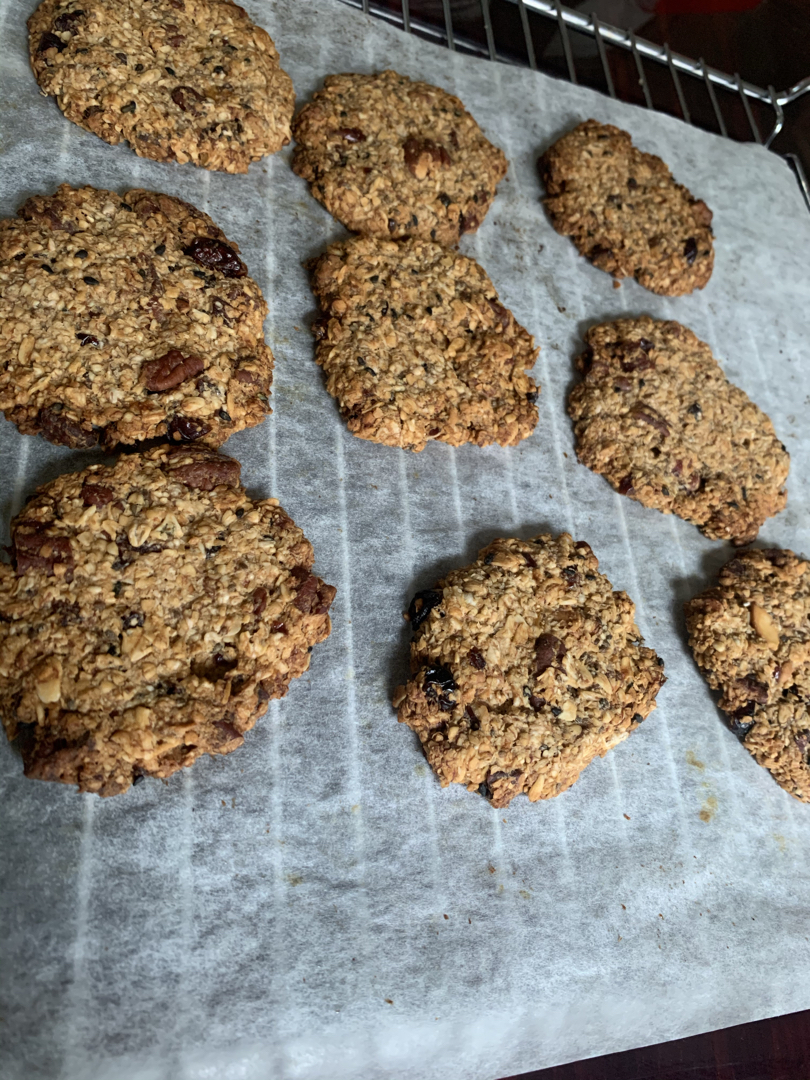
[539,120,714,296]
[308,235,539,451]
[394,534,665,808]
[568,317,788,544]
[292,70,507,245]
[27,0,294,172]
[685,548,810,802]
[0,445,336,797]
[0,184,273,449]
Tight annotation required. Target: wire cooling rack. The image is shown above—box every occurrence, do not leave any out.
[341,0,810,211]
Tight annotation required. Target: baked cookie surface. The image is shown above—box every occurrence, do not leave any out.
[685,548,810,802]
[539,119,714,296]
[308,235,539,451]
[0,445,336,797]
[0,184,272,449]
[568,317,788,544]
[292,70,507,245]
[394,534,664,808]
[28,0,294,172]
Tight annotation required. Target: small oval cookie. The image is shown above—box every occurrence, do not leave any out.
[539,120,714,296]
[0,445,336,797]
[308,234,539,451]
[292,70,507,245]
[568,317,788,544]
[685,548,810,802]
[394,534,665,808]
[28,0,294,172]
[0,184,273,449]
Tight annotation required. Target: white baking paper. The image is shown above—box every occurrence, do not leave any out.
[1,1,809,1078]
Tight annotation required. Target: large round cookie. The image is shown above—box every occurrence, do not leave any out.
[0,445,336,797]
[28,0,294,172]
[539,120,714,296]
[394,534,665,808]
[308,235,539,451]
[292,70,507,245]
[685,548,810,802]
[568,317,789,545]
[0,184,273,449]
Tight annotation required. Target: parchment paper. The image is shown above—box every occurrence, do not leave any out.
[1,2,810,1078]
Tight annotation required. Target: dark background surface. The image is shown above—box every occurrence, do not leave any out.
[356,2,810,1077]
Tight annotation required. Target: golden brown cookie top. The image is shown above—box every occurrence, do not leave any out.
[292,70,507,245]
[540,119,714,296]
[28,0,295,172]
[308,234,539,452]
[0,184,272,449]
[0,445,335,797]
[685,548,810,802]
[568,316,788,544]
[394,533,665,808]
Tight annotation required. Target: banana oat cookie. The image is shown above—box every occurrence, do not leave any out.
[568,317,788,544]
[685,548,810,802]
[28,0,294,172]
[539,120,714,296]
[394,534,664,808]
[308,235,539,451]
[0,445,336,797]
[292,70,507,245]
[0,184,273,449]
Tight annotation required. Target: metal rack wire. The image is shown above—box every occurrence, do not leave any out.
[344,0,810,211]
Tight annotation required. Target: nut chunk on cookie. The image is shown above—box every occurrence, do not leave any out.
[292,70,507,245]
[0,446,336,797]
[28,0,294,172]
[308,235,539,451]
[539,120,713,296]
[568,317,788,544]
[0,184,273,449]
[685,549,810,802]
[394,534,664,808]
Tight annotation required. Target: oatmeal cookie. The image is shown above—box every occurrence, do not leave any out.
[0,445,336,797]
[685,548,810,802]
[568,317,788,544]
[28,0,294,172]
[0,184,273,449]
[394,533,665,808]
[308,235,539,451]
[292,70,507,245]
[539,120,714,295]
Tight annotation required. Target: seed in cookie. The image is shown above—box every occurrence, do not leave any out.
[568,317,788,544]
[27,0,295,173]
[539,119,714,296]
[0,445,336,797]
[308,235,539,451]
[685,548,810,802]
[0,184,273,449]
[393,534,665,808]
[292,70,507,245]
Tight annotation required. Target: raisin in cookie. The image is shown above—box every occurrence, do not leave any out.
[568,317,788,544]
[0,445,335,797]
[394,534,664,808]
[539,120,713,296]
[308,235,539,451]
[0,184,273,449]
[292,70,507,245]
[685,548,810,802]
[28,0,294,172]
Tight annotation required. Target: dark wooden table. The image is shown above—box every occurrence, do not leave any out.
[362,2,810,1076]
